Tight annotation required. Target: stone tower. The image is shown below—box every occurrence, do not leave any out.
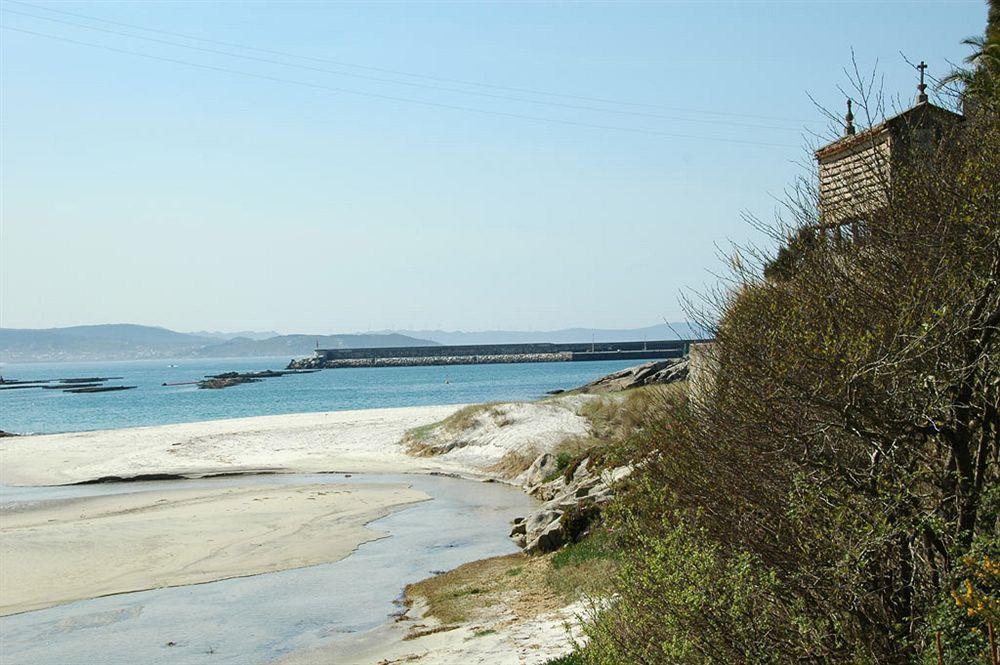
[814,64,963,241]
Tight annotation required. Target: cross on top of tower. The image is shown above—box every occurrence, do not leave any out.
[917,61,929,103]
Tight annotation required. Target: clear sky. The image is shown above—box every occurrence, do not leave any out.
[0,0,986,334]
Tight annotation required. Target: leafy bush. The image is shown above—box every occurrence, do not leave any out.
[582,518,789,664]
[575,21,1000,663]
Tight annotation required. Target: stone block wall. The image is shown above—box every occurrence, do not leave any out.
[818,133,892,226]
[687,341,718,406]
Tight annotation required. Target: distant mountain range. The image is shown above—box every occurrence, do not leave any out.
[187,330,281,341]
[0,322,708,363]
[0,325,436,363]
[373,323,708,346]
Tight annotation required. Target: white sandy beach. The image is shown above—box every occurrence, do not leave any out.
[0,404,466,486]
[0,400,591,487]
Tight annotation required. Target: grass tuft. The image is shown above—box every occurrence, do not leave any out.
[471,629,497,638]
[551,531,614,570]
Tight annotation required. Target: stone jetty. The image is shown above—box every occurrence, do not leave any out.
[288,339,693,370]
[289,352,572,370]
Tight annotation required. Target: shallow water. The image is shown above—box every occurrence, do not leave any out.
[0,357,640,434]
[0,473,536,665]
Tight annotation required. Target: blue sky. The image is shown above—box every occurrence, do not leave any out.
[0,0,986,334]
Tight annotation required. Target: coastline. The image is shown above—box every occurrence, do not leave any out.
[0,398,593,487]
[0,404,469,487]
[276,596,588,665]
[0,398,597,662]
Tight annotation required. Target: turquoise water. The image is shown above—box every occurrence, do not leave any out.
[0,357,638,434]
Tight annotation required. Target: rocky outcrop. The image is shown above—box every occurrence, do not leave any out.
[575,356,688,394]
[510,452,633,554]
[198,375,264,389]
[520,452,559,487]
[287,356,324,370]
[197,371,282,389]
[197,369,316,389]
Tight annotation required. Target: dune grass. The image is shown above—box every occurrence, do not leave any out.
[403,402,515,455]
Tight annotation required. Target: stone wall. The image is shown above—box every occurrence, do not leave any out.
[817,132,892,227]
[687,341,718,406]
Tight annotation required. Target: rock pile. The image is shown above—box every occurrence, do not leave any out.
[197,369,317,390]
[287,356,323,370]
[575,356,688,394]
[509,452,632,554]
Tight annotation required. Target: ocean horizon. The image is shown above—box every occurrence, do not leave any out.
[0,356,639,435]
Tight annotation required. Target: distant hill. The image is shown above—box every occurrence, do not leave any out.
[0,325,436,363]
[187,330,281,341]
[191,333,439,359]
[0,324,216,363]
[375,323,709,346]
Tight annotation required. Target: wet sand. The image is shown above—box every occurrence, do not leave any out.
[0,400,589,662]
[0,474,537,665]
[0,481,426,616]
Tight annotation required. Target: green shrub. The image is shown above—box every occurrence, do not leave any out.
[574,30,1000,663]
[580,518,793,665]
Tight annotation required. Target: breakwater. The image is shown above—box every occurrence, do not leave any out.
[288,340,695,370]
[318,352,573,368]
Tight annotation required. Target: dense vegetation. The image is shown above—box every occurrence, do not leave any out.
[569,10,999,664]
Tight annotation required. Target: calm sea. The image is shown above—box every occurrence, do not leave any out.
[0,357,638,435]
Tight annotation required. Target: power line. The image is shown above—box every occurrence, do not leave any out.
[7,0,814,124]
[1,6,806,132]
[1,24,799,148]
